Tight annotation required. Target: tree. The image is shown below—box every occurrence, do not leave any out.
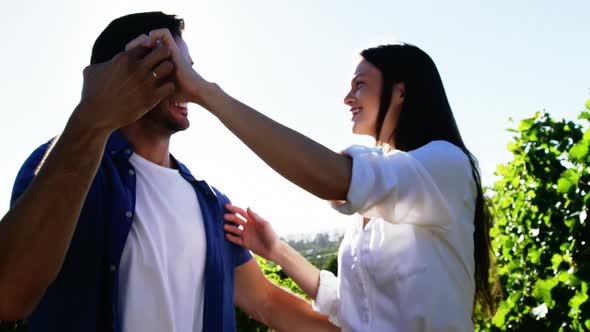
[475,100,590,331]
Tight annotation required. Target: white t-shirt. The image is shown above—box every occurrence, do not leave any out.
[313,141,477,332]
[118,153,207,332]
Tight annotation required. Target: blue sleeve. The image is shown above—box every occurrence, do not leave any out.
[10,139,56,207]
[213,188,253,268]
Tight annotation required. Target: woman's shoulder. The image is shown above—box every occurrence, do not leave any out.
[409,140,471,172]
[412,140,466,157]
[341,144,384,157]
[341,141,472,174]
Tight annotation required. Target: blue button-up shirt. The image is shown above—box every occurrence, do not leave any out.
[10,131,252,332]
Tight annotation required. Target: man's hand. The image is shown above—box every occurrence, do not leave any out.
[76,46,176,134]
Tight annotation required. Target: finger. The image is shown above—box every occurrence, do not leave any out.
[153,81,176,101]
[225,233,244,246]
[122,46,151,62]
[125,34,149,51]
[246,208,266,223]
[224,214,247,226]
[223,224,243,236]
[224,204,249,219]
[151,60,175,82]
[148,29,178,49]
[141,46,172,71]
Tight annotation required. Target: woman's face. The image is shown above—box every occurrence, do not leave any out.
[344,59,383,137]
[344,58,403,144]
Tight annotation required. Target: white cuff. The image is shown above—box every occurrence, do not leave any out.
[312,270,341,327]
[330,145,379,215]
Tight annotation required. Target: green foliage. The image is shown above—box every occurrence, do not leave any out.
[475,101,590,331]
[0,321,28,332]
[324,255,338,276]
[235,256,309,331]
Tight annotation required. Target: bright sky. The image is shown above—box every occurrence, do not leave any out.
[0,0,588,236]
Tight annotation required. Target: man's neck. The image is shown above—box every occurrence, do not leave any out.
[119,120,174,168]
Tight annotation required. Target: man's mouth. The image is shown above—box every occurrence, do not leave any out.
[170,101,188,115]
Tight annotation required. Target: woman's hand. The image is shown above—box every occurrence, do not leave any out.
[223,204,283,262]
[125,29,209,105]
[224,204,323,301]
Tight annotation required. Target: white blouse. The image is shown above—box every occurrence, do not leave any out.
[313,141,477,332]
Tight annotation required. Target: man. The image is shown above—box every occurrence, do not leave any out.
[0,12,337,332]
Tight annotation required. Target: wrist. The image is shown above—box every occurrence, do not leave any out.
[192,80,224,112]
[69,101,114,140]
[269,241,291,265]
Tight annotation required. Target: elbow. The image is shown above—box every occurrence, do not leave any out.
[253,284,283,327]
[0,297,34,322]
[256,287,276,326]
[314,179,350,202]
[0,275,45,321]
[301,154,351,201]
[316,160,352,201]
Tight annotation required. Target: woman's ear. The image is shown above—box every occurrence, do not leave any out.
[392,82,406,105]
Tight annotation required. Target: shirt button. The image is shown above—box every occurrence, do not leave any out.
[128,169,135,176]
[109,265,116,272]
[125,211,133,218]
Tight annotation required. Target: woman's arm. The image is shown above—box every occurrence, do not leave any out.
[224,205,322,299]
[200,84,352,201]
[143,29,353,201]
[234,259,339,331]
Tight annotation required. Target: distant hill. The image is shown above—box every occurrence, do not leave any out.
[283,231,344,271]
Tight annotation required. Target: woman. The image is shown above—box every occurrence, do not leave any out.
[135,30,496,331]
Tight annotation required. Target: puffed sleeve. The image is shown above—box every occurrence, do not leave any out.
[331,141,473,227]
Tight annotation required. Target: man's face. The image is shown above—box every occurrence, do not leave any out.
[143,36,194,133]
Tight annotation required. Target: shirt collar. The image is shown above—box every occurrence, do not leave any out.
[171,155,197,182]
[106,130,133,159]
[106,130,200,182]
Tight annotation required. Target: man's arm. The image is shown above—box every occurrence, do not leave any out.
[234,259,339,332]
[0,46,175,320]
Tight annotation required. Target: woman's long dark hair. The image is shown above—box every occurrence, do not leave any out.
[360,44,497,316]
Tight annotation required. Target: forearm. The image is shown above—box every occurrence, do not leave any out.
[0,104,110,319]
[199,83,352,201]
[272,241,322,300]
[262,285,339,332]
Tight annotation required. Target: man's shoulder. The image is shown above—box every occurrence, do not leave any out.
[171,155,231,201]
[24,137,59,173]
[10,137,59,206]
[210,185,230,203]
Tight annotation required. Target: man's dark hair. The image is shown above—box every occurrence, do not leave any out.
[90,11,184,65]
